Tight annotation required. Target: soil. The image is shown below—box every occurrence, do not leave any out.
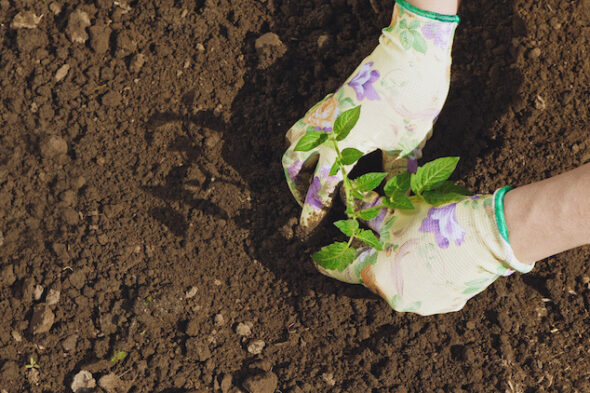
[0,0,589,392]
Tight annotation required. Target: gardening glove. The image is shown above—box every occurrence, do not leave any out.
[316,187,535,316]
[282,1,460,236]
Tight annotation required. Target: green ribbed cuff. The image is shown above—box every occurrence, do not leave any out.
[396,0,461,23]
[494,186,513,244]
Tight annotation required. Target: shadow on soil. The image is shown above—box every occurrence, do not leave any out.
[144,0,526,300]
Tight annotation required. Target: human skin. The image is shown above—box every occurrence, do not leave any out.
[504,163,590,264]
[406,0,461,15]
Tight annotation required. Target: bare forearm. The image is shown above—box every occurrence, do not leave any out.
[504,163,590,264]
[405,0,461,15]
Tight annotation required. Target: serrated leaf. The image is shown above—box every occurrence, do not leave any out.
[386,191,414,210]
[334,106,361,141]
[357,229,382,250]
[294,131,329,152]
[384,172,411,197]
[431,180,471,195]
[358,207,382,220]
[410,157,460,195]
[312,242,357,272]
[341,148,363,165]
[334,219,359,237]
[329,161,340,176]
[354,172,387,192]
[422,191,465,206]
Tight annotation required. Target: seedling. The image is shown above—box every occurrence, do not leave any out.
[110,350,128,363]
[294,105,469,272]
[25,357,40,369]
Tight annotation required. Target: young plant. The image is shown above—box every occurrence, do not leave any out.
[25,357,40,369]
[110,350,128,363]
[294,106,470,272]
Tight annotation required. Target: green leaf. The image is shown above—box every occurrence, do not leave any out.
[294,131,329,152]
[352,189,365,199]
[334,219,359,237]
[312,242,357,272]
[334,106,361,141]
[110,351,128,363]
[357,229,382,250]
[329,161,340,176]
[358,207,382,220]
[422,191,465,206]
[410,157,460,195]
[431,180,471,195]
[410,30,427,53]
[384,172,411,197]
[400,30,412,50]
[354,172,387,192]
[340,148,363,165]
[386,192,414,210]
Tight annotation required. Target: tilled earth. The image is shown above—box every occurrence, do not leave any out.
[1,0,589,392]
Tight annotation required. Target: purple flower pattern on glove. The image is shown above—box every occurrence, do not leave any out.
[287,160,303,182]
[421,23,453,50]
[305,165,342,211]
[419,203,466,249]
[348,62,381,101]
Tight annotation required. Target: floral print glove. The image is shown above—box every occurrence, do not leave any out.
[282,1,460,236]
[316,187,535,316]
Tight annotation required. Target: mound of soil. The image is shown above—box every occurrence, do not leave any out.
[0,0,589,392]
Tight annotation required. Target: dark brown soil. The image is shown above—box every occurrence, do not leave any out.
[1,0,589,392]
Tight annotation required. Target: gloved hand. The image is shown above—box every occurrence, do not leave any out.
[316,187,535,316]
[282,1,460,236]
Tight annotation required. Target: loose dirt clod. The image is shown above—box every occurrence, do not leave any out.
[255,33,286,69]
[247,339,265,355]
[29,303,55,334]
[66,9,91,43]
[98,373,130,393]
[242,371,278,393]
[235,322,252,336]
[40,135,68,158]
[71,370,96,393]
[89,25,111,54]
[11,11,43,29]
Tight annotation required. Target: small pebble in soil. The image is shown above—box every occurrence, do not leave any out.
[11,330,23,342]
[214,313,225,326]
[527,47,541,60]
[71,370,96,393]
[29,303,55,334]
[66,9,91,43]
[55,64,70,82]
[185,286,198,298]
[49,2,62,15]
[33,284,44,301]
[11,11,43,29]
[242,371,278,393]
[247,339,265,355]
[1,264,16,286]
[235,322,252,336]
